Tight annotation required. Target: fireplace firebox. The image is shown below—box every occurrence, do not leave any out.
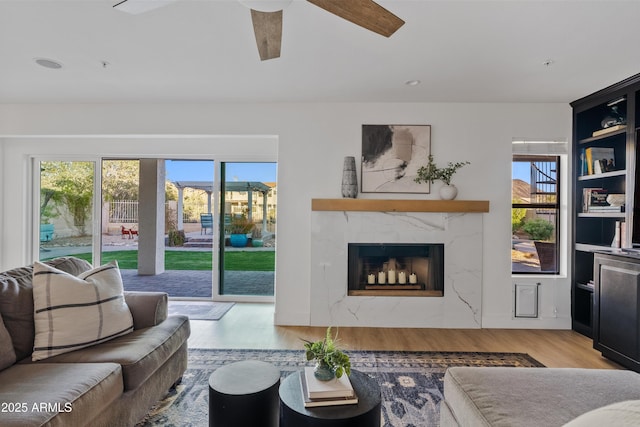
[347,243,444,297]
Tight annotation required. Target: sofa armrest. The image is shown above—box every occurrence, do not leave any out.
[124,291,168,329]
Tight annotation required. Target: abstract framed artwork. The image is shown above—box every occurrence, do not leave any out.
[361,124,431,193]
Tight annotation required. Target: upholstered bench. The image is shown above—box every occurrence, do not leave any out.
[440,367,640,426]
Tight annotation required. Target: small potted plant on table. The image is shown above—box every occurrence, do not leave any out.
[303,327,351,381]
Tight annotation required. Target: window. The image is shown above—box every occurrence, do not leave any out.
[512,155,560,274]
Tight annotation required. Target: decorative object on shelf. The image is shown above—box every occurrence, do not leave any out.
[388,269,396,284]
[361,124,431,193]
[409,273,417,284]
[583,147,615,175]
[592,124,626,138]
[607,194,625,207]
[439,185,459,200]
[600,97,626,129]
[302,327,351,381]
[414,154,470,200]
[612,221,622,248]
[341,156,358,198]
[398,271,407,284]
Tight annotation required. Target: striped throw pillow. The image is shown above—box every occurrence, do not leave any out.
[32,260,133,361]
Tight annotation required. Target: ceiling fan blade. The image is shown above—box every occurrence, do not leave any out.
[250,9,283,61]
[307,0,404,37]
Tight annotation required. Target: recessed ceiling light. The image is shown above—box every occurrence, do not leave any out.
[35,58,63,69]
[405,80,421,86]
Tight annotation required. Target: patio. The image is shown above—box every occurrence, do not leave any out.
[41,229,275,298]
[120,269,274,297]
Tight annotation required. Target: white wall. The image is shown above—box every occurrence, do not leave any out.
[0,102,572,328]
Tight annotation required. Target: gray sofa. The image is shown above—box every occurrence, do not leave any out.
[0,256,191,427]
[441,366,640,426]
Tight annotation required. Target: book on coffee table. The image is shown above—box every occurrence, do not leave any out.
[299,371,358,408]
[303,367,354,399]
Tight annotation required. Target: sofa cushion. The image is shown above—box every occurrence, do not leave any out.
[25,315,190,391]
[443,367,640,427]
[0,256,93,361]
[0,362,122,427]
[32,260,134,361]
[564,400,640,426]
[0,313,16,371]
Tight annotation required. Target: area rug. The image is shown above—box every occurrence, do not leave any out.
[137,348,544,427]
[167,302,235,320]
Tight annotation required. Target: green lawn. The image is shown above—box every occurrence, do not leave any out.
[68,250,275,271]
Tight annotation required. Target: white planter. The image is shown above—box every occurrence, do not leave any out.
[439,184,458,200]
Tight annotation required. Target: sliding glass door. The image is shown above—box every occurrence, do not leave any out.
[219,162,277,297]
[34,157,276,301]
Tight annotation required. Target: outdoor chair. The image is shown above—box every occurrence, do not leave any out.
[121,225,138,239]
[201,213,213,235]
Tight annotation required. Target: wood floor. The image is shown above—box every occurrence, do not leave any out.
[187,303,621,370]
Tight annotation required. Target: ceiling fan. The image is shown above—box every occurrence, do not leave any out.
[113,0,405,61]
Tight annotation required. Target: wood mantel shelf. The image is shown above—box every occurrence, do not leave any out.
[311,199,490,213]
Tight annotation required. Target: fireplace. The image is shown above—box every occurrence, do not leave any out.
[310,209,483,328]
[347,243,444,297]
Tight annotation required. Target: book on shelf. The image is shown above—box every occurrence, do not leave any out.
[582,188,626,213]
[584,147,615,175]
[582,188,606,211]
[303,367,354,399]
[586,206,624,212]
[585,206,624,213]
[299,371,358,408]
[592,124,626,137]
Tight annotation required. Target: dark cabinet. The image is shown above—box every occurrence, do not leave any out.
[594,252,640,371]
[571,73,640,337]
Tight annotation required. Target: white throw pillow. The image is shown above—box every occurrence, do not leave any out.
[32,260,133,361]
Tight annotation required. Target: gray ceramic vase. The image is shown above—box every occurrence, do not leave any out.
[341,156,358,198]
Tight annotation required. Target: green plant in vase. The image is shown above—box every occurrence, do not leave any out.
[414,154,470,200]
[302,327,351,381]
[228,215,254,247]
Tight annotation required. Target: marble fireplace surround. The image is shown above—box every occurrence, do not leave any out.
[310,199,490,328]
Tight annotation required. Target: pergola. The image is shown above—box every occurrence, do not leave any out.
[172,180,271,232]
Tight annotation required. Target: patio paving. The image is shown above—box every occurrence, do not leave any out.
[41,230,275,298]
[120,269,274,297]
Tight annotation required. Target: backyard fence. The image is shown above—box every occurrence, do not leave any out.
[107,200,275,231]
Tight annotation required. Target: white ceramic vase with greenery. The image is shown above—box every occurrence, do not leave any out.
[414,155,470,200]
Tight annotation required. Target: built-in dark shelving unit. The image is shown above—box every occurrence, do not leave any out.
[571,73,640,339]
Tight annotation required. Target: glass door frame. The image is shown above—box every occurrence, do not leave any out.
[31,154,275,303]
[32,156,103,265]
[212,160,275,303]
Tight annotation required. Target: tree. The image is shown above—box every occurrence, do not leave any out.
[40,161,94,235]
[511,198,527,233]
[102,160,140,201]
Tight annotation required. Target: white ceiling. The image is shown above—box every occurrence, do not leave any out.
[2,0,640,104]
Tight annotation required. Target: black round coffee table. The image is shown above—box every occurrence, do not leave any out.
[279,369,381,426]
[208,360,280,427]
